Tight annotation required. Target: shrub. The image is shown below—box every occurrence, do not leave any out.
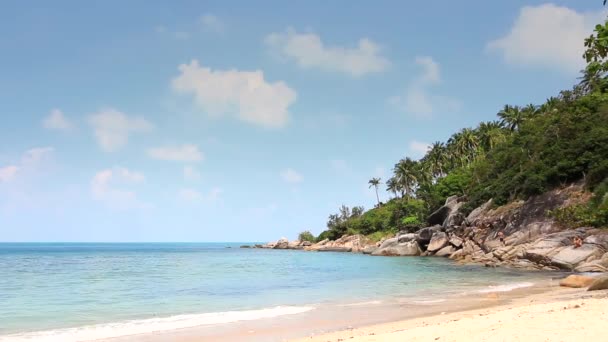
[297,230,315,242]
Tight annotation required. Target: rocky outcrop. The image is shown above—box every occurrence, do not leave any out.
[371,238,422,256]
[559,275,596,288]
[264,183,608,273]
[273,238,290,249]
[303,234,375,253]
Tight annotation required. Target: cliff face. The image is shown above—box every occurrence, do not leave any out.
[263,183,608,272]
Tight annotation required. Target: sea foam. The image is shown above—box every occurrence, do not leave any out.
[475,282,534,293]
[0,306,314,342]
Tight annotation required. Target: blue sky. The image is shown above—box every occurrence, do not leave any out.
[0,1,604,241]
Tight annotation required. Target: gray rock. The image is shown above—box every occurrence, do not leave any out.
[449,249,464,260]
[550,244,606,270]
[273,238,289,249]
[574,260,608,273]
[449,236,463,248]
[427,232,449,252]
[317,247,352,252]
[427,196,464,227]
[398,233,418,243]
[462,240,482,256]
[372,240,422,256]
[362,246,378,254]
[416,226,442,244]
[465,199,493,225]
[435,245,455,257]
[583,234,608,250]
[301,241,312,247]
[587,276,608,291]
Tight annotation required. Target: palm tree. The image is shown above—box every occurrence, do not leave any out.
[477,121,506,152]
[448,128,480,167]
[426,141,447,179]
[539,97,560,114]
[497,104,525,131]
[368,177,382,206]
[394,158,419,199]
[385,177,400,198]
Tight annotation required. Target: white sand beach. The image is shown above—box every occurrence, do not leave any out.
[291,287,608,342]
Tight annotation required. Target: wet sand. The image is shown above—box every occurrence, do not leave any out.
[103,278,604,342]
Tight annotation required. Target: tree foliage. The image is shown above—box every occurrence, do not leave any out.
[316,15,608,240]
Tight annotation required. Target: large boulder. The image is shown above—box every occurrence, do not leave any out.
[372,239,422,256]
[587,276,608,291]
[288,240,302,249]
[435,245,455,257]
[427,232,449,252]
[449,236,463,248]
[273,238,289,249]
[427,196,464,227]
[449,249,465,260]
[465,199,493,225]
[398,233,418,243]
[550,244,606,270]
[559,275,596,288]
[416,225,442,244]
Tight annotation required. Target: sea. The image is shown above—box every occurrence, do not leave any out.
[0,243,558,341]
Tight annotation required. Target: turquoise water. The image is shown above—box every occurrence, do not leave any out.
[0,243,551,340]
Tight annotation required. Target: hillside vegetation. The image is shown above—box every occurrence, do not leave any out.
[313,17,608,242]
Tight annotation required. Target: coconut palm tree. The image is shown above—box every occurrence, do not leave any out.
[394,158,419,199]
[497,104,525,131]
[368,177,382,206]
[477,121,506,152]
[425,141,447,179]
[385,177,400,199]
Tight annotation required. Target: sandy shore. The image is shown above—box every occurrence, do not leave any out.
[291,287,608,342]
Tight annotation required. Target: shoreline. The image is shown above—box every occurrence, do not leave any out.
[103,277,576,342]
[290,285,608,342]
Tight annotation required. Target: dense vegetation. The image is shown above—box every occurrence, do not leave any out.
[303,16,608,242]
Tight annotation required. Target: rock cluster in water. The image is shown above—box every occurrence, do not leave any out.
[260,184,608,273]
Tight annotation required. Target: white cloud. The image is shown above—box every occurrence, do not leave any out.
[0,166,18,182]
[487,4,605,73]
[147,144,203,162]
[201,14,225,33]
[88,109,153,152]
[43,109,74,131]
[0,147,55,184]
[91,167,147,210]
[171,60,296,128]
[280,168,303,183]
[21,147,54,166]
[265,28,390,77]
[178,187,223,203]
[183,166,201,181]
[389,56,460,118]
[408,140,431,159]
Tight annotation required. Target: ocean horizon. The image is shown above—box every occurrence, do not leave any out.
[0,242,556,341]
